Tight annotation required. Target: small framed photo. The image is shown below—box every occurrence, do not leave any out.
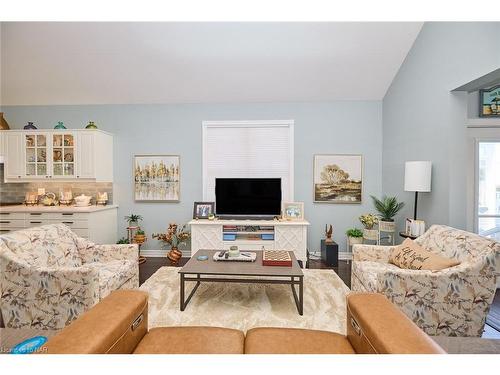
[193,202,215,219]
[479,85,500,117]
[282,202,304,221]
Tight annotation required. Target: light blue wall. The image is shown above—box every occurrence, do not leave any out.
[382,22,500,236]
[2,101,382,252]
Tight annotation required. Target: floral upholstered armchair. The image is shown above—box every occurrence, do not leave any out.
[0,224,139,330]
[351,225,500,337]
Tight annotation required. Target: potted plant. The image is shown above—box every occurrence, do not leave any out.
[152,223,190,265]
[346,228,363,246]
[359,213,378,241]
[125,214,143,228]
[370,195,405,232]
[116,237,130,244]
[134,229,146,245]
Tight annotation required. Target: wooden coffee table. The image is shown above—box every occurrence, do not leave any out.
[179,250,304,315]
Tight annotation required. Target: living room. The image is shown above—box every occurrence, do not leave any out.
[1,1,500,372]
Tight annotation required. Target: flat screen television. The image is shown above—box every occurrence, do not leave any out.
[215,178,282,218]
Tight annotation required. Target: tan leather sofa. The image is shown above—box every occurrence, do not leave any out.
[42,290,445,354]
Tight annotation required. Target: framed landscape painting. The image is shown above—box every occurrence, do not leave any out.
[134,155,180,202]
[313,154,363,203]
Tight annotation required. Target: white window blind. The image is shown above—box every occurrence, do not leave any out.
[202,120,294,202]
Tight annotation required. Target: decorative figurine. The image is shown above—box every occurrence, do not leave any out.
[23,121,37,130]
[85,121,98,129]
[0,112,10,130]
[325,224,333,243]
[54,121,66,129]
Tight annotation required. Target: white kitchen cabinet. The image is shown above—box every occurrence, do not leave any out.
[2,129,113,182]
[4,131,24,180]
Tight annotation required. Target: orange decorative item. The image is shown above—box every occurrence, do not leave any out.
[153,223,190,266]
[0,112,10,130]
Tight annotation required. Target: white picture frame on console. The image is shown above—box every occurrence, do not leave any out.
[282,202,304,221]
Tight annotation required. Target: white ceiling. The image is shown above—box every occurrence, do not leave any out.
[0,22,422,105]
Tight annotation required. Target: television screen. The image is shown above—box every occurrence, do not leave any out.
[215,178,282,217]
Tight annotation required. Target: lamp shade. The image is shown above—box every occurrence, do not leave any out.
[404,161,432,192]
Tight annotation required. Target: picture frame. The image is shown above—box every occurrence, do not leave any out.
[282,202,304,221]
[313,154,363,203]
[134,155,180,202]
[193,201,215,219]
[479,85,500,117]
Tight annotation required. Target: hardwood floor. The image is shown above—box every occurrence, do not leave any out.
[139,257,499,338]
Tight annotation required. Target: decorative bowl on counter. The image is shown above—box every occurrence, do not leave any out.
[74,194,92,207]
[40,192,58,206]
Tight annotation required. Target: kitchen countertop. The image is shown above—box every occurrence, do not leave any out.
[0,204,118,213]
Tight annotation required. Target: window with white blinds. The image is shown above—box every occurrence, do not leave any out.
[202,120,294,202]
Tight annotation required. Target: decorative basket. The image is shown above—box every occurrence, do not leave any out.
[363,228,378,241]
[348,236,363,246]
[378,220,396,232]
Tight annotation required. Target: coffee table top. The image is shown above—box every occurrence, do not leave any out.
[180,250,304,277]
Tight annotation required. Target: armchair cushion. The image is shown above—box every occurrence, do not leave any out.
[389,238,460,270]
[87,260,139,298]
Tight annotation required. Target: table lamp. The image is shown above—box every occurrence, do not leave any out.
[404,161,432,220]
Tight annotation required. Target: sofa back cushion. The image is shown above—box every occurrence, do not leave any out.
[0,224,82,268]
[389,238,460,270]
[415,224,498,263]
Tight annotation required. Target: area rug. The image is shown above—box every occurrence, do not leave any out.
[139,266,350,334]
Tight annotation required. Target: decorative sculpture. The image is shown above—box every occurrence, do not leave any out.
[325,224,333,243]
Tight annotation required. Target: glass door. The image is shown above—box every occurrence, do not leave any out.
[25,133,48,178]
[52,133,75,177]
[476,141,500,240]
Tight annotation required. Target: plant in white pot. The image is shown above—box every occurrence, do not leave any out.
[370,195,405,233]
[346,228,363,247]
[359,213,379,241]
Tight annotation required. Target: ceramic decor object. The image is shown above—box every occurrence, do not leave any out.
[85,121,98,129]
[0,112,10,130]
[24,122,37,130]
[54,121,66,129]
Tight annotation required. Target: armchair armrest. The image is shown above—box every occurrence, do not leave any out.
[352,244,396,263]
[77,237,139,263]
[0,260,99,330]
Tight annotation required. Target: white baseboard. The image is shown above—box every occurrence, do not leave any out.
[140,249,192,258]
[141,249,353,261]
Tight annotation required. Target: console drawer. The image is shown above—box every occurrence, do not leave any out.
[0,219,26,229]
[0,212,25,220]
[25,219,52,227]
[71,228,89,238]
[0,227,25,235]
[54,219,88,229]
[48,212,90,221]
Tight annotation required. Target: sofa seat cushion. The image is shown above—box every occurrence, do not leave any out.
[133,327,245,354]
[87,260,137,298]
[1,224,82,268]
[245,327,355,354]
[351,261,401,292]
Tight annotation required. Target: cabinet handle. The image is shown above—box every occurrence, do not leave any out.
[30,213,42,216]
[0,213,10,215]
[62,213,74,216]
[0,229,10,232]
[62,221,74,224]
[0,221,10,224]
[30,221,42,224]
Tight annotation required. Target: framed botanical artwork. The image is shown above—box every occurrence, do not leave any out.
[479,85,500,117]
[134,155,180,202]
[193,202,215,219]
[313,154,363,203]
[282,202,304,221]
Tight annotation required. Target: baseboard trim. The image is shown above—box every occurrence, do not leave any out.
[140,249,353,261]
[140,249,192,258]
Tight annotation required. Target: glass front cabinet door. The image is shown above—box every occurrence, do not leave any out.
[52,133,75,178]
[25,133,48,178]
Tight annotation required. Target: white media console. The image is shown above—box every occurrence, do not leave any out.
[188,219,309,264]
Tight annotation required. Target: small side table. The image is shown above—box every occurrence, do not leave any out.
[399,231,418,240]
[321,239,338,267]
[127,226,147,265]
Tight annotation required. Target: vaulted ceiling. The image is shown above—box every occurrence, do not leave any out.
[0,22,423,105]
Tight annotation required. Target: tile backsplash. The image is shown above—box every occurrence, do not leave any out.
[0,165,113,204]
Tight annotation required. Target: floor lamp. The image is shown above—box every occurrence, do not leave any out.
[404,161,432,220]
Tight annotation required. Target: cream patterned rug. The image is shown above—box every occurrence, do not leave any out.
[139,266,350,334]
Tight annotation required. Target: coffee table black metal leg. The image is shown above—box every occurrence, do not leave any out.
[291,276,304,316]
[180,273,201,311]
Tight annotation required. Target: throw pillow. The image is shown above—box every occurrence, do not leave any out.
[389,238,460,270]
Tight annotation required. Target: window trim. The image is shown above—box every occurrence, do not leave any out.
[202,120,295,201]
